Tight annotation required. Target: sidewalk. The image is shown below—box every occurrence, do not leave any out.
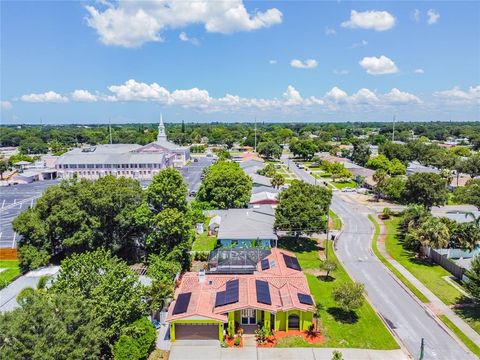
[169,343,409,360]
[375,218,480,348]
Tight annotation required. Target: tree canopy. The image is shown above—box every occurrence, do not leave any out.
[275,180,332,237]
[197,160,252,209]
[403,172,448,210]
[146,168,188,213]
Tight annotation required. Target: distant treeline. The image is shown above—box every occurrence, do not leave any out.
[1,121,479,155]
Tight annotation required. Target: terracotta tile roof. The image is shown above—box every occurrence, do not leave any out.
[166,248,315,322]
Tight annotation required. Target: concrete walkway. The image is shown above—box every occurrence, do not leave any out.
[169,343,409,360]
[375,218,480,348]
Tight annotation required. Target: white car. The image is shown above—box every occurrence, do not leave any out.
[341,187,356,192]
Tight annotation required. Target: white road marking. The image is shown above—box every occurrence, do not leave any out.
[1,199,5,208]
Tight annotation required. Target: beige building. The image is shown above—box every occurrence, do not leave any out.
[55,116,190,180]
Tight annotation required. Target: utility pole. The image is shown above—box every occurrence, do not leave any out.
[392,115,396,142]
[109,118,113,145]
[254,117,257,153]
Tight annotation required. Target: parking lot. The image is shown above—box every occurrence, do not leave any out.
[0,180,60,248]
[0,157,213,249]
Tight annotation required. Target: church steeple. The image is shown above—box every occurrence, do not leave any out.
[157,114,167,142]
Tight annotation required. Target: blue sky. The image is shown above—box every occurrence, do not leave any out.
[1,1,479,124]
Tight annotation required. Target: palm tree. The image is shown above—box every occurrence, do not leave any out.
[440,169,454,188]
[271,173,285,189]
[415,217,450,250]
[465,212,480,228]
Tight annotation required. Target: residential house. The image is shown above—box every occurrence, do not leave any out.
[166,248,315,341]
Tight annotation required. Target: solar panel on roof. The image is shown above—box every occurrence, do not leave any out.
[172,292,191,315]
[215,279,239,307]
[283,254,302,271]
[261,259,270,270]
[255,280,272,305]
[297,293,314,305]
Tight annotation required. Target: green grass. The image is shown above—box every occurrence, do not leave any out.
[0,260,20,290]
[439,315,480,357]
[454,307,480,335]
[332,181,356,190]
[329,210,342,231]
[192,232,217,252]
[368,215,429,303]
[280,238,399,349]
[384,217,463,306]
[276,336,313,348]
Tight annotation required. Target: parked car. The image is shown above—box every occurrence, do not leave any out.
[193,158,198,162]
[341,187,356,192]
[189,190,196,197]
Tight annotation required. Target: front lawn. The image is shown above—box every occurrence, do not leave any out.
[0,260,20,289]
[329,210,342,231]
[384,217,463,306]
[332,181,356,190]
[280,238,399,349]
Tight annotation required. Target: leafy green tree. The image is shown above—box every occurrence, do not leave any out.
[403,173,448,210]
[146,208,192,259]
[332,282,365,312]
[52,249,145,342]
[388,158,406,175]
[146,168,188,213]
[217,149,231,160]
[379,142,410,164]
[454,179,480,210]
[375,176,406,202]
[0,160,11,180]
[17,244,50,272]
[399,204,430,233]
[351,139,371,166]
[271,173,285,189]
[257,141,282,160]
[257,163,276,177]
[197,160,252,209]
[19,137,49,154]
[0,291,105,360]
[289,139,317,160]
[13,176,145,266]
[465,255,480,302]
[112,318,156,360]
[275,180,332,238]
[147,254,181,283]
[320,258,337,278]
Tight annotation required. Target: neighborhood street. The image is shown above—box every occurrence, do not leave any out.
[281,156,475,360]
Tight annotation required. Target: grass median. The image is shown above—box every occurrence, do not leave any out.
[438,315,480,357]
[0,260,20,289]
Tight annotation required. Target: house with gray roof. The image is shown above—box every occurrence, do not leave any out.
[216,206,277,248]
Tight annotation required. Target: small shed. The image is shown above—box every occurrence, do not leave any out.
[208,215,222,235]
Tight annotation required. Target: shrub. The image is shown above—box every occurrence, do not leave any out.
[112,318,156,360]
[234,336,241,347]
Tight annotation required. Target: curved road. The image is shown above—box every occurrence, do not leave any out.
[282,156,475,360]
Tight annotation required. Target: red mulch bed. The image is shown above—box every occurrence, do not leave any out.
[225,336,243,348]
[257,330,324,347]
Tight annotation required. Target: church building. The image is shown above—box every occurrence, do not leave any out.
[55,116,190,180]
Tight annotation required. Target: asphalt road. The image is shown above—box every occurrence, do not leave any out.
[181,156,214,194]
[281,156,475,360]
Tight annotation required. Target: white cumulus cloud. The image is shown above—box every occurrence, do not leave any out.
[71,90,98,102]
[383,88,421,105]
[86,1,282,48]
[324,87,349,103]
[341,10,396,31]
[414,68,425,74]
[290,59,318,69]
[359,55,398,75]
[108,79,170,102]
[434,86,479,104]
[1,101,12,110]
[325,27,336,36]
[427,9,440,25]
[20,91,68,103]
[350,88,379,105]
[412,9,421,22]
